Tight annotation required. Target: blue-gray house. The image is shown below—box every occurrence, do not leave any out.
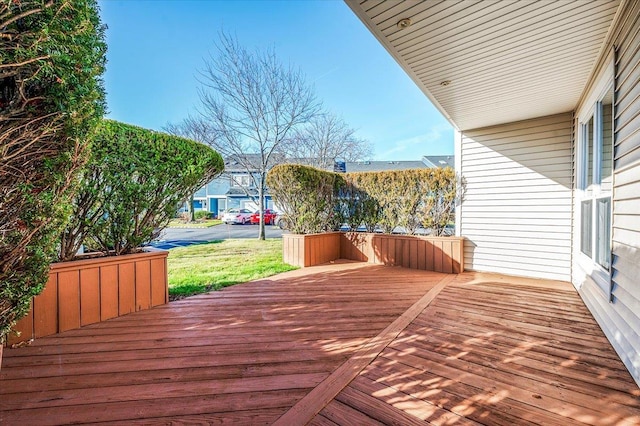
[191,155,273,217]
[190,155,454,216]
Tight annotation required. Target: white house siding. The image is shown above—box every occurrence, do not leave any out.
[576,0,640,386]
[460,113,574,281]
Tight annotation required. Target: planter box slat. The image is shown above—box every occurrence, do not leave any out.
[283,232,464,274]
[35,276,57,338]
[435,243,444,273]
[402,239,410,268]
[388,238,396,265]
[119,262,136,316]
[417,240,426,270]
[409,239,418,269]
[135,260,152,311]
[306,238,313,267]
[151,257,167,307]
[58,270,81,333]
[101,265,119,321]
[80,268,100,326]
[6,250,168,346]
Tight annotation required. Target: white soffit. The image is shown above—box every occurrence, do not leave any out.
[346,0,621,131]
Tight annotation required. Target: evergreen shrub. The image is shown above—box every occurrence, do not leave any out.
[0,0,107,343]
[194,211,214,220]
[266,164,342,234]
[268,164,462,236]
[59,120,224,260]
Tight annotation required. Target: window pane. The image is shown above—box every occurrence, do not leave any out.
[586,116,594,190]
[600,92,613,192]
[596,197,611,270]
[581,200,593,257]
[231,175,251,187]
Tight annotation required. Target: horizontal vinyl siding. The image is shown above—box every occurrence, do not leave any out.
[578,0,640,387]
[460,113,573,281]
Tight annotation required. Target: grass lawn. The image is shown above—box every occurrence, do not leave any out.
[168,219,222,228]
[167,239,297,299]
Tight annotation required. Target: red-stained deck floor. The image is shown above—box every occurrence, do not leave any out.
[1,261,639,425]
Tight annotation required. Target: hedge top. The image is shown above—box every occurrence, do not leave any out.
[267,164,462,236]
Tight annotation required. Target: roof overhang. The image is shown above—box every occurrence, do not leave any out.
[345,0,622,131]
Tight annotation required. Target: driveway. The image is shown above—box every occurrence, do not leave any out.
[150,223,284,250]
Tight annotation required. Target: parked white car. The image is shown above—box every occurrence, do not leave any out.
[221,208,253,225]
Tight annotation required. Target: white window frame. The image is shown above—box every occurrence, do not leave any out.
[576,58,614,297]
[230,174,252,188]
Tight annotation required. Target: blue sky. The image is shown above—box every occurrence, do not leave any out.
[98,0,453,160]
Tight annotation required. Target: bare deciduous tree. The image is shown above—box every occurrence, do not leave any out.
[283,112,373,169]
[171,33,320,240]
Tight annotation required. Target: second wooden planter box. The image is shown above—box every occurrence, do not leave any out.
[283,232,464,274]
[282,232,342,267]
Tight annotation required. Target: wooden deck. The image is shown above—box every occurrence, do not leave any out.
[1,261,639,425]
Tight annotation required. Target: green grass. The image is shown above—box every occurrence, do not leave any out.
[167,239,297,299]
[167,219,222,228]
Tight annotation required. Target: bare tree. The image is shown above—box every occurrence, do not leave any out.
[284,113,373,169]
[172,33,320,240]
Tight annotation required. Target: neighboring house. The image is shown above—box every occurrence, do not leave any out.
[336,156,454,173]
[191,155,274,217]
[193,156,450,215]
[347,0,640,386]
[342,159,427,173]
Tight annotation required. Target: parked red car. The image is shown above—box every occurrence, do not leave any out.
[250,209,277,225]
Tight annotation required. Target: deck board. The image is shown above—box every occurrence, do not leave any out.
[348,375,483,426]
[2,262,639,425]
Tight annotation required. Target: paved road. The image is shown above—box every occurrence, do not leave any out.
[150,223,452,250]
[150,223,284,250]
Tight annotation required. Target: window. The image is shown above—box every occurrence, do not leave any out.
[231,174,252,188]
[578,87,613,279]
[596,197,611,270]
[580,200,592,257]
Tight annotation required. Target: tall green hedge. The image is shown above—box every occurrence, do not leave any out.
[266,164,343,234]
[268,164,462,236]
[0,0,106,343]
[59,120,225,260]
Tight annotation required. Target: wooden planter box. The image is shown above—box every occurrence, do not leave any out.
[342,232,464,274]
[6,249,169,347]
[282,232,342,267]
[284,232,464,274]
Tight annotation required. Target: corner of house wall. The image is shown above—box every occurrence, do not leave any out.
[454,129,463,238]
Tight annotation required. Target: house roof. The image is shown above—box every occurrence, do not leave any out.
[345,0,621,131]
[223,155,454,174]
[344,160,428,172]
[341,156,453,173]
[225,187,261,197]
[223,154,285,172]
[422,155,454,168]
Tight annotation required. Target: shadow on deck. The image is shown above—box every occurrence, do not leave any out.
[1,261,639,425]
